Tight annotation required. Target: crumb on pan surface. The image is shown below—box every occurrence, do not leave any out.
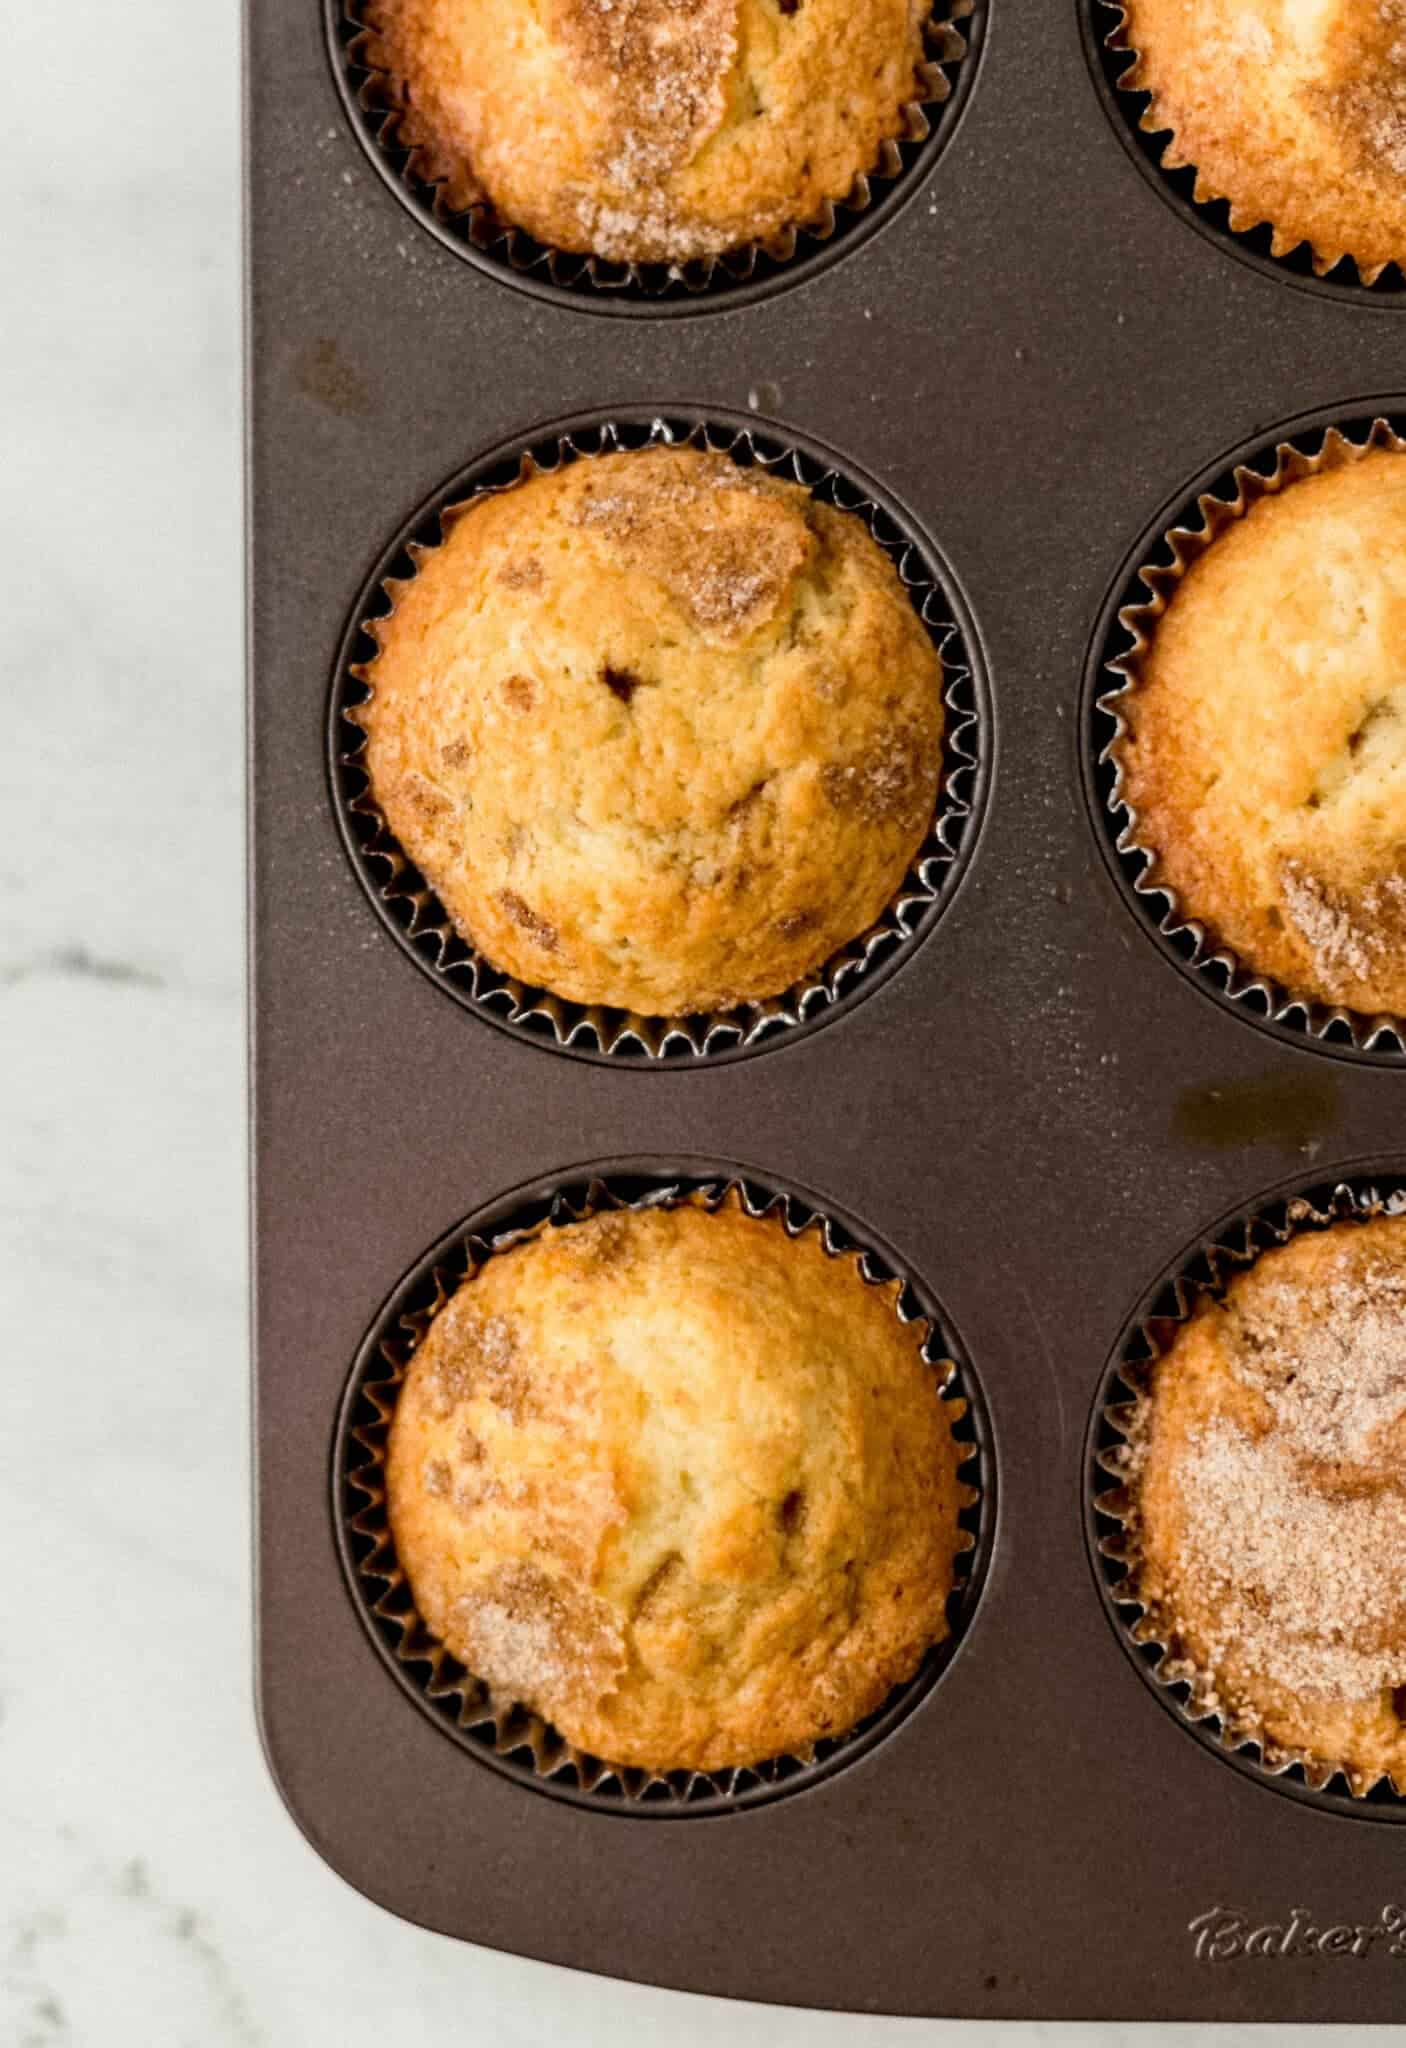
[1124,1214,1406,1791]
[384,1201,967,1773]
[359,0,935,263]
[357,444,944,1018]
[1119,0,1406,278]
[1118,448,1406,1016]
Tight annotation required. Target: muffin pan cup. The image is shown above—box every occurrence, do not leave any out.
[1089,1170,1406,1817]
[1089,407,1406,1063]
[335,1167,991,1814]
[251,0,1406,2019]
[328,0,983,312]
[332,409,987,1061]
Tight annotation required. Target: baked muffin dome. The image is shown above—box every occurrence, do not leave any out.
[1118,447,1406,1016]
[358,445,945,1018]
[1120,0,1406,278]
[1125,1215,1406,1793]
[385,1200,968,1773]
[360,0,935,264]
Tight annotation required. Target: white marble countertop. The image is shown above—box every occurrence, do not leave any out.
[1,3,1397,2041]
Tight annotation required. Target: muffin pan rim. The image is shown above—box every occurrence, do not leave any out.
[1083,1155,1406,1827]
[322,0,989,319]
[1078,0,1406,308]
[331,1154,998,1819]
[327,401,994,1068]
[1080,393,1406,1069]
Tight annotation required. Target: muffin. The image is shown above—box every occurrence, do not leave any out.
[1118,0,1406,278]
[357,444,945,1018]
[359,0,936,264]
[1119,1214,1406,1794]
[1117,444,1406,1016]
[384,1199,969,1773]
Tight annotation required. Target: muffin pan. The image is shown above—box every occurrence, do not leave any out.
[248,0,1406,2021]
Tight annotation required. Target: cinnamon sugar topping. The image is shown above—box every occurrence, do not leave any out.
[822,730,932,825]
[571,456,813,641]
[1227,1257,1406,1460]
[1178,1421,1406,1700]
[425,1307,539,1423]
[1164,1251,1406,1704]
[1327,1,1406,182]
[451,1561,625,1702]
[552,0,741,254]
[1279,860,1406,992]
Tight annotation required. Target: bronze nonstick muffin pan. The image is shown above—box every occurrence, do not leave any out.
[248,0,1406,2021]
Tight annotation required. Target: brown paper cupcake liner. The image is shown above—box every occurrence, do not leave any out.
[326,0,981,309]
[1089,407,1406,1063]
[331,410,987,1062]
[1088,1171,1406,1817]
[333,1164,992,1814]
[1088,1,1406,298]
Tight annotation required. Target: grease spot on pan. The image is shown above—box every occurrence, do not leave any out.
[292,337,373,418]
[1172,1072,1340,1155]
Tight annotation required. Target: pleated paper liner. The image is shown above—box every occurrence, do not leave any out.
[327,0,982,311]
[1088,407,1406,1065]
[333,1166,994,1815]
[331,410,988,1063]
[1087,1171,1406,1820]
[1086,1,1406,301]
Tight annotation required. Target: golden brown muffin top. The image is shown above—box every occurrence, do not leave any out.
[1120,0,1406,278]
[361,0,934,263]
[357,445,945,1018]
[385,1200,969,1773]
[1126,1215,1406,1792]
[1118,447,1406,1016]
